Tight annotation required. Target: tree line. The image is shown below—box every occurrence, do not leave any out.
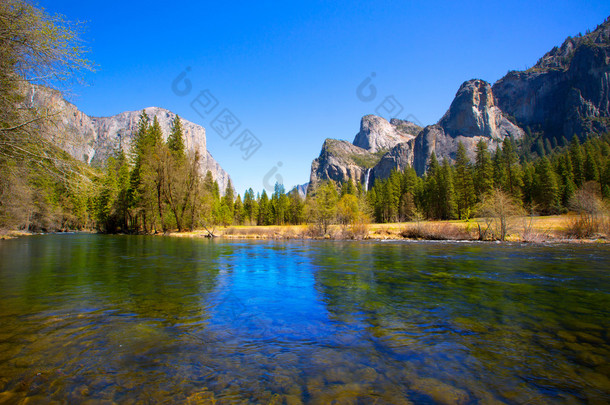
[367,135,610,223]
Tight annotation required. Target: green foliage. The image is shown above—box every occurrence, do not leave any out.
[474,140,493,197]
[306,181,339,235]
[167,115,186,159]
[454,142,475,219]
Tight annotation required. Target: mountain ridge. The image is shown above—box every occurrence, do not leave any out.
[307,17,610,192]
[24,85,231,192]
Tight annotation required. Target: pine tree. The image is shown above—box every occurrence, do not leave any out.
[127,111,151,232]
[439,159,457,219]
[423,154,441,219]
[521,161,535,208]
[533,157,559,214]
[233,194,244,225]
[271,182,288,225]
[148,116,163,147]
[258,190,271,225]
[474,140,494,198]
[493,146,506,191]
[287,188,305,224]
[167,115,186,159]
[340,179,356,196]
[502,138,522,199]
[222,179,235,220]
[243,188,257,225]
[454,142,475,219]
[602,160,610,199]
[570,136,585,187]
[583,148,600,182]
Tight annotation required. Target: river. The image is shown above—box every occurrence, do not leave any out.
[0,235,609,404]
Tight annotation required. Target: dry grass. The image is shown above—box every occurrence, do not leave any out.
[563,214,609,239]
[163,215,608,243]
[400,222,474,240]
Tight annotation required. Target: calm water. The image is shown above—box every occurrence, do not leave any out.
[0,235,609,404]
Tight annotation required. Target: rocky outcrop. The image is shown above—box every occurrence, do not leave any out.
[493,18,610,141]
[353,115,420,152]
[371,80,523,178]
[308,139,379,192]
[309,78,523,190]
[308,116,421,191]
[24,85,231,192]
[308,18,610,191]
[439,79,524,140]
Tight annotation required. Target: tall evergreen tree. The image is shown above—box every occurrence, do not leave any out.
[271,182,288,225]
[474,140,493,198]
[583,147,600,182]
[502,138,522,199]
[222,179,235,221]
[533,157,559,214]
[454,142,475,219]
[570,136,585,187]
[167,115,186,159]
[233,194,244,225]
[258,190,271,225]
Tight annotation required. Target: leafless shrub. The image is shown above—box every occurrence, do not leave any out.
[401,222,472,240]
[565,182,607,238]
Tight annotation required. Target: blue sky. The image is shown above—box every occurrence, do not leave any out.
[40,0,609,195]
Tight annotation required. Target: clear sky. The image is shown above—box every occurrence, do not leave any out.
[38,0,609,195]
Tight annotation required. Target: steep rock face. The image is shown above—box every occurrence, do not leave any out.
[307,80,523,190]
[439,79,524,140]
[370,138,417,185]
[373,79,523,178]
[308,116,421,192]
[493,19,610,140]
[353,115,420,152]
[24,85,231,192]
[308,139,379,192]
[307,17,609,192]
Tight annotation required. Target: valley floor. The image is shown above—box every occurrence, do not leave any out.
[170,215,609,243]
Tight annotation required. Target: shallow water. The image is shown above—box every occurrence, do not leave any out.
[0,235,609,404]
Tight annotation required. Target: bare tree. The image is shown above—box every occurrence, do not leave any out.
[567,181,606,237]
[476,188,524,241]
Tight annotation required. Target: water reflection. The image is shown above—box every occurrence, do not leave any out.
[0,236,609,404]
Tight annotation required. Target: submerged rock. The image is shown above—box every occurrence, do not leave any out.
[410,377,470,405]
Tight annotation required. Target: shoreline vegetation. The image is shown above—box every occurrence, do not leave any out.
[172,215,609,243]
[2,2,610,243]
[5,214,607,243]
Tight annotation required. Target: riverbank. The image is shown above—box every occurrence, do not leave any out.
[168,215,609,243]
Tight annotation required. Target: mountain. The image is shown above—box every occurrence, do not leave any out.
[307,17,610,192]
[309,78,522,189]
[24,85,231,192]
[307,116,422,192]
[493,18,610,141]
[292,183,309,199]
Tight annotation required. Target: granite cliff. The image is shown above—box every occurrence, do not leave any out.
[493,18,610,141]
[24,85,231,192]
[308,17,609,192]
[307,117,421,192]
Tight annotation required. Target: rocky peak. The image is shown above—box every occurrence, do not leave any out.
[439,79,524,140]
[352,115,420,153]
[533,17,610,71]
[308,138,381,193]
[23,85,231,193]
[493,17,610,141]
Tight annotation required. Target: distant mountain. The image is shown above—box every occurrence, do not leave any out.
[307,16,610,192]
[292,183,309,199]
[24,85,231,192]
